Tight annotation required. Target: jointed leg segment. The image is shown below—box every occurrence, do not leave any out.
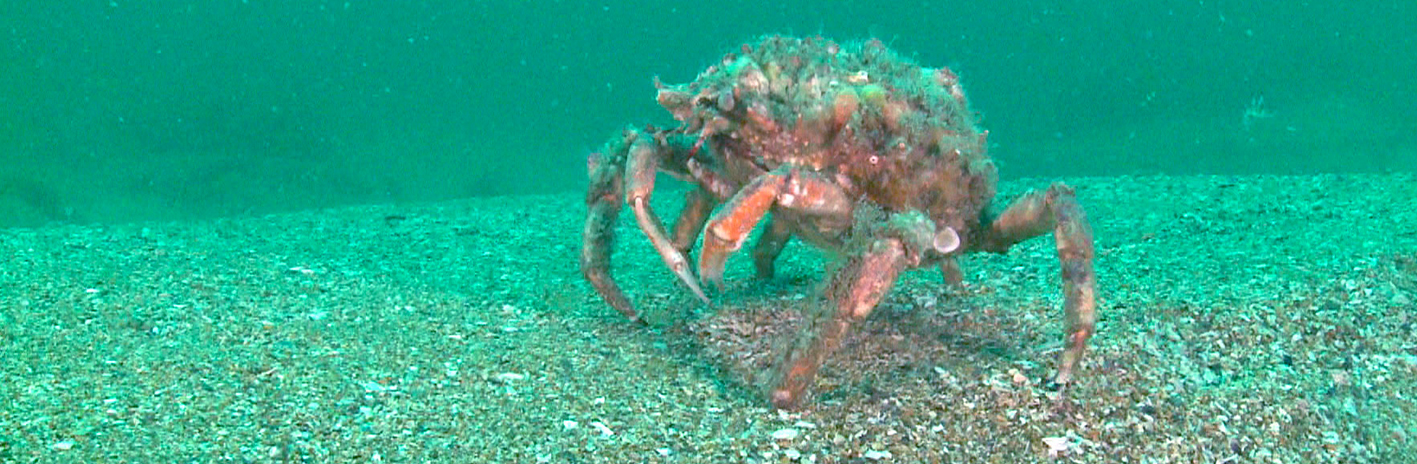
[698,166,854,290]
[670,188,716,253]
[699,169,790,289]
[978,184,1097,387]
[581,128,716,322]
[586,131,1097,407]
[767,210,943,408]
[623,135,710,305]
[581,133,636,321]
[752,218,793,279]
[770,237,909,408]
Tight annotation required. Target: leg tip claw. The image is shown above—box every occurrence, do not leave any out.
[697,254,729,294]
[770,389,798,409]
[1047,370,1074,392]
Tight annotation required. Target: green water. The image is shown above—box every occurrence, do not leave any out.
[2,1,1413,227]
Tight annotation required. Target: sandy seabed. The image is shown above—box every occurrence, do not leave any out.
[2,173,1414,463]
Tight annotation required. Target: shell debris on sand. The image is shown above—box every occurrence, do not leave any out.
[0,173,1412,462]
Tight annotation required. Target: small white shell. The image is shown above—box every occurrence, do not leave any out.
[1042,436,1070,457]
[933,226,960,253]
[848,70,870,84]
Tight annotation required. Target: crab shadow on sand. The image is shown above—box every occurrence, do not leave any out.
[628,271,1042,408]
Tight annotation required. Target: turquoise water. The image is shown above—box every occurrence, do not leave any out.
[3,3,1416,461]
[1,1,1412,228]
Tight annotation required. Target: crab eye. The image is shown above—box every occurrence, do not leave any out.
[717,89,736,111]
[867,155,879,164]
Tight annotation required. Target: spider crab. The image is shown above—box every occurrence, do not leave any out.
[581,36,1096,408]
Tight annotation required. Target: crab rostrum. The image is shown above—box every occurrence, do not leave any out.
[581,35,1096,409]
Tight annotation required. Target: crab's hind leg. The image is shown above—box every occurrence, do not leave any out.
[977,183,1097,387]
[938,258,964,287]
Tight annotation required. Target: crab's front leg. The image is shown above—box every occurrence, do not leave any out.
[771,238,908,408]
[769,211,943,408]
[977,183,1097,387]
[698,166,851,289]
[582,128,711,323]
[582,132,636,320]
[623,134,710,305]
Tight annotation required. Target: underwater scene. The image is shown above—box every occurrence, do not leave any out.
[2,2,1414,463]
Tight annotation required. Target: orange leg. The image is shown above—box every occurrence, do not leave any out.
[669,187,716,253]
[699,169,788,289]
[698,167,853,290]
[770,236,912,408]
[686,157,739,201]
[624,134,709,305]
[767,210,942,408]
[977,184,1097,387]
[582,128,715,322]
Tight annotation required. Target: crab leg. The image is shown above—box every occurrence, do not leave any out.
[977,183,1097,387]
[751,218,793,279]
[669,187,716,253]
[686,158,739,200]
[582,129,715,322]
[581,135,636,321]
[771,235,912,409]
[938,258,964,286]
[699,167,851,289]
[699,169,790,289]
[625,135,710,305]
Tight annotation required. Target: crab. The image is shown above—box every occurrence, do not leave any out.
[580,36,1096,409]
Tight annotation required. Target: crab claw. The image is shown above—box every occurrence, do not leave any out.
[629,196,711,306]
[668,251,711,305]
[698,226,736,290]
[699,170,788,291]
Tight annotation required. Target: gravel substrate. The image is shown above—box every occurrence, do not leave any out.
[2,173,1415,463]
